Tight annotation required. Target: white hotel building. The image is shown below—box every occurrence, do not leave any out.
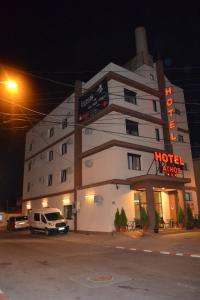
[22,27,198,232]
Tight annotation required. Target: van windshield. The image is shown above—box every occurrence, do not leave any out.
[45,212,64,221]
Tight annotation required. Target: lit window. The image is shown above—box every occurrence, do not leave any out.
[126,119,139,136]
[47,174,53,186]
[61,169,67,183]
[49,128,54,138]
[185,192,192,201]
[153,100,157,112]
[155,128,160,141]
[124,89,137,105]
[48,150,53,161]
[178,134,184,143]
[61,143,67,155]
[62,118,68,129]
[128,153,141,170]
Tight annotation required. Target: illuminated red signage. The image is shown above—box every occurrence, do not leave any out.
[165,87,176,141]
[154,151,184,177]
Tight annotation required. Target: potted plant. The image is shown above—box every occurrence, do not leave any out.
[120,208,128,231]
[186,205,194,230]
[154,211,160,233]
[140,207,148,231]
[114,208,121,232]
[177,207,184,229]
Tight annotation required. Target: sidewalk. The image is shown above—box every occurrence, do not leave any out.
[66,229,200,255]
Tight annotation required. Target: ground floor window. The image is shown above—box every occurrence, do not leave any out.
[154,191,163,217]
[64,205,73,220]
[134,190,147,224]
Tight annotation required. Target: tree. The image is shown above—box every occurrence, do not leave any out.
[120,208,128,227]
[177,207,184,228]
[140,207,148,229]
[114,208,121,229]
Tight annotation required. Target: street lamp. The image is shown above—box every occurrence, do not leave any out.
[0,80,18,91]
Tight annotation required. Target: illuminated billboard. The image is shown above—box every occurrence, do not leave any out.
[78,80,109,122]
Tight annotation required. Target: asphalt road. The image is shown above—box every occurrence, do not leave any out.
[0,230,200,300]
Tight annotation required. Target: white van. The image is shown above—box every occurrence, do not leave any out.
[28,208,69,236]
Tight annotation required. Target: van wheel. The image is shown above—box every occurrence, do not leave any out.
[45,228,49,236]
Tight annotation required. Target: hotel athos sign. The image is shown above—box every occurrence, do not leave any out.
[165,86,176,141]
[154,151,184,177]
[78,80,109,122]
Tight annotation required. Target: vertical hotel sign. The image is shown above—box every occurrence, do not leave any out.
[165,86,176,141]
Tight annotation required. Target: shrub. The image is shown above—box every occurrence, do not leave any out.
[155,211,161,228]
[120,208,128,227]
[186,205,194,228]
[177,207,184,225]
[114,208,121,228]
[140,207,148,228]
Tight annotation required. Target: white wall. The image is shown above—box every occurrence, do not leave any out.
[82,147,157,186]
[77,184,135,232]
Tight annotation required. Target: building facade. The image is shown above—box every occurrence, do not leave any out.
[193,158,200,213]
[22,27,198,232]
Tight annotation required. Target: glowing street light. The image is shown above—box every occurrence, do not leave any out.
[4,80,18,89]
[0,80,18,91]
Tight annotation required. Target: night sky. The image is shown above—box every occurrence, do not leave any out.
[0,1,200,210]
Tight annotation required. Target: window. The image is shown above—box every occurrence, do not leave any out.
[28,161,32,171]
[41,215,47,223]
[61,169,67,183]
[155,128,160,141]
[49,128,54,138]
[178,134,184,143]
[27,182,31,192]
[29,143,32,152]
[185,192,192,201]
[128,153,141,170]
[126,119,139,136]
[61,142,67,155]
[175,108,181,115]
[124,89,137,105]
[47,174,53,186]
[64,205,73,220]
[34,213,40,221]
[62,118,68,129]
[48,150,53,161]
[153,100,157,112]
[182,163,189,171]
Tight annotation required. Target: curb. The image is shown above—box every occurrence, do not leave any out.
[115,246,200,258]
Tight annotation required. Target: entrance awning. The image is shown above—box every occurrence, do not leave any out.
[127,174,191,190]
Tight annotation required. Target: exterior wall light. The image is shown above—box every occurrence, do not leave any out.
[26,203,31,210]
[63,198,70,205]
[42,199,48,207]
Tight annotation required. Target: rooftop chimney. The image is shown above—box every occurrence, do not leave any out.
[124,26,153,71]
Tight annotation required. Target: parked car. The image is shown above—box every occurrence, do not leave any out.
[28,208,69,236]
[7,216,29,231]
